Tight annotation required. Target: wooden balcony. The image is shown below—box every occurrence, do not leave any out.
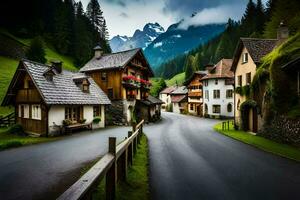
[188,91,202,97]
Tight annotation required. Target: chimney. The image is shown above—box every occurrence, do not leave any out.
[277,21,289,43]
[51,60,63,73]
[94,45,103,59]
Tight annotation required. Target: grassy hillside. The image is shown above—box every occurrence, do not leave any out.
[0,32,78,115]
[165,72,185,86]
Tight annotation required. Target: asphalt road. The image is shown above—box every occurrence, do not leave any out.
[144,112,300,200]
[0,126,129,200]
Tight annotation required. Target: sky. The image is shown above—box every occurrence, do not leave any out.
[80,0,268,39]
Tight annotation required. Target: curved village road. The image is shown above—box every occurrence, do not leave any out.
[144,112,300,200]
[0,126,129,200]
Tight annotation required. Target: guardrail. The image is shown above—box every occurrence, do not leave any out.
[57,120,144,200]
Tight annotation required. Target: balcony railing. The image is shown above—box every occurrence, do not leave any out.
[122,76,151,90]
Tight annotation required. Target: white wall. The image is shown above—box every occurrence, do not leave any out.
[203,79,234,117]
[48,105,65,126]
[160,93,171,110]
[173,103,181,114]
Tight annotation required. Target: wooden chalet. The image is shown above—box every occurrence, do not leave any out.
[80,46,154,124]
[185,71,207,116]
[2,60,111,136]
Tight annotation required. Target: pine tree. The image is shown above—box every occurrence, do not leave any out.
[87,0,104,33]
[26,37,46,63]
[184,55,196,81]
[102,19,109,40]
[255,0,266,35]
[241,0,257,36]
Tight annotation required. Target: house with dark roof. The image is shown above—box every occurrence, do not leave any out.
[80,46,154,124]
[201,59,234,118]
[184,71,207,116]
[136,95,164,123]
[231,22,289,132]
[159,86,177,111]
[170,86,188,114]
[2,60,111,136]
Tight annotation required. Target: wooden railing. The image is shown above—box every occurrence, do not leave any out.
[0,112,15,127]
[57,120,145,200]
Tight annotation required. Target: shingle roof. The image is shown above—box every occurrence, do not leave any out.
[21,60,110,105]
[171,95,187,103]
[171,86,188,95]
[80,48,140,72]
[160,86,177,94]
[139,95,164,106]
[201,59,233,80]
[231,38,278,71]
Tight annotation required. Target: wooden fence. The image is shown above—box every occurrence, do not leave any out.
[0,112,15,127]
[57,120,145,200]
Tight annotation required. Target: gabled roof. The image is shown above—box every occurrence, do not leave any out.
[2,60,111,106]
[171,95,187,103]
[184,70,208,85]
[231,38,278,71]
[139,95,164,106]
[171,86,188,95]
[80,48,154,76]
[201,59,233,80]
[160,86,177,94]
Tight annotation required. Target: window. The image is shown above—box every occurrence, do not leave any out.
[215,79,218,85]
[18,104,29,118]
[226,90,233,98]
[108,88,113,99]
[190,104,194,111]
[227,103,233,112]
[65,106,82,122]
[246,72,251,85]
[238,75,242,86]
[83,84,89,92]
[32,104,41,120]
[93,106,101,117]
[242,53,248,63]
[101,72,107,81]
[213,90,220,99]
[205,90,209,100]
[212,105,221,114]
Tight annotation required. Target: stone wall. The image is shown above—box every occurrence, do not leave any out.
[259,115,300,145]
[106,100,126,125]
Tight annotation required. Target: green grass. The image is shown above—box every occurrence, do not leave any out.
[92,135,150,200]
[214,121,300,162]
[0,127,57,151]
[165,72,185,86]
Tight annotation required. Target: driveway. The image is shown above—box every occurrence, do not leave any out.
[0,126,129,200]
[144,112,300,200]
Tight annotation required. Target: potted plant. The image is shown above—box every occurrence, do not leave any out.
[92,116,101,129]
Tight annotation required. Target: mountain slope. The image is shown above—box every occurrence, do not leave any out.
[109,23,164,52]
[144,23,226,69]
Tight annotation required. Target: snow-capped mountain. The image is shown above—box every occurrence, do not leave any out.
[144,21,226,69]
[109,23,165,52]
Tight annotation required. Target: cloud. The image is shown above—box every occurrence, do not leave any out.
[120,12,129,18]
[178,4,244,29]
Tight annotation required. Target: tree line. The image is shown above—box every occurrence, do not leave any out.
[0,0,111,67]
[156,0,300,81]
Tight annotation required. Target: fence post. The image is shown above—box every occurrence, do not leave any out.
[227,121,230,130]
[106,137,116,200]
[128,131,133,165]
[132,122,137,132]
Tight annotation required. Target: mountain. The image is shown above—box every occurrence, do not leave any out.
[109,22,165,52]
[143,21,226,69]
[109,35,131,52]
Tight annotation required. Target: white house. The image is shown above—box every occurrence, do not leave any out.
[170,86,188,114]
[2,60,111,136]
[159,86,177,111]
[202,59,234,118]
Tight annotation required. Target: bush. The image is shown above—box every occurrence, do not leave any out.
[79,119,86,124]
[235,87,242,95]
[63,119,72,126]
[26,36,46,63]
[93,116,101,124]
[8,124,25,136]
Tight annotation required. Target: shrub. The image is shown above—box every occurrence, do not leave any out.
[93,116,101,124]
[8,124,25,136]
[235,87,242,95]
[79,119,86,124]
[63,119,72,126]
